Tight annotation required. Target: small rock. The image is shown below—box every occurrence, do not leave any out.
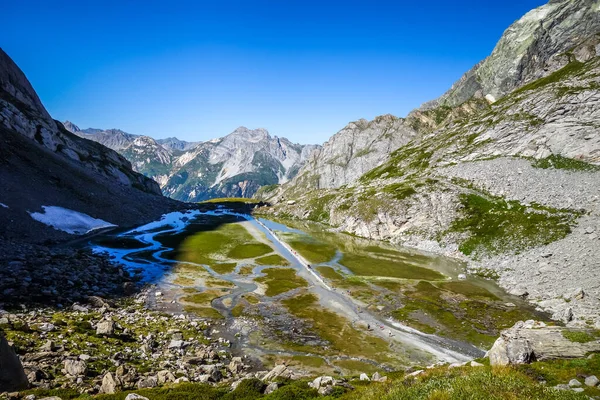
[584,227,595,234]
[470,361,484,367]
[572,387,584,393]
[457,274,467,280]
[168,339,184,349]
[125,394,150,400]
[136,376,158,389]
[585,375,599,387]
[100,372,121,394]
[157,370,176,384]
[359,373,370,381]
[38,323,56,332]
[568,378,581,387]
[264,382,279,394]
[96,320,115,336]
[63,359,87,377]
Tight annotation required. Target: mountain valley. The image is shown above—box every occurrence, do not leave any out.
[1,0,600,399]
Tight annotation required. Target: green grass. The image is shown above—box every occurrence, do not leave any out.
[200,197,261,204]
[343,366,590,400]
[339,253,445,280]
[449,193,578,257]
[390,281,540,348]
[333,359,382,375]
[182,306,224,319]
[305,193,337,222]
[255,254,290,266]
[255,268,308,296]
[282,293,398,364]
[211,263,238,274]
[282,235,337,264]
[181,289,226,307]
[511,60,586,96]
[228,243,273,259]
[317,266,345,281]
[561,329,599,343]
[531,154,600,172]
[164,221,275,265]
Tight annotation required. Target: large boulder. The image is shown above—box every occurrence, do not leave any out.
[0,334,28,391]
[488,320,600,366]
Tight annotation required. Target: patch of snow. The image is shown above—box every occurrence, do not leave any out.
[127,210,201,234]
[0,203,8,208]
[29,206,116,235]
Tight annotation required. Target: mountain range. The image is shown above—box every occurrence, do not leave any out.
[63,122,319,201]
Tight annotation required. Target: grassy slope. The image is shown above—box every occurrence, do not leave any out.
[25,355,600,399]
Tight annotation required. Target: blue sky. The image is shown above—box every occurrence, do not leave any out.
[4,0,545,144]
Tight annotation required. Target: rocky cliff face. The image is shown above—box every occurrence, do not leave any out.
[65,123,319,201]
[0,48,178,245]
[260,0,600,330]
[284,115,416,192]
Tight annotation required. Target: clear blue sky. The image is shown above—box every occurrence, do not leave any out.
[4,0,545,144]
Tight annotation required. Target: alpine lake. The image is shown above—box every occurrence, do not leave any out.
[90,201,549,377]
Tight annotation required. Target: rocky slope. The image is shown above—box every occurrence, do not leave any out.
[277,114,416,194]
[65,123,319,201]
[259,0,600,329]
[0,48,179,246]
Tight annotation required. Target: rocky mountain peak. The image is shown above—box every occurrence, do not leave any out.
[229,126,271,142]
[423,0,600,109]
[62,120,80,133]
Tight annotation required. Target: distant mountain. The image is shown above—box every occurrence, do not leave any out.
[63,122,320,201]
[0,48,177,244]
[157,137,199,151]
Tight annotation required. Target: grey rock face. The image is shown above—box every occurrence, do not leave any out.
[285,114,416,191]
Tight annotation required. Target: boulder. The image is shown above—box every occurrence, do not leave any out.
[100,372,121,394]
[585,375,599,387]
[157,370,176,384]
[0,334,29,391]
[136,376,158,389]
[125,394,150,400]
[264,382,279,394]
[261,364,292,381]
[63,359,87,377]
[568,379,581,387]
[96,320,115,336]
[359,373,370,381]
[488,321,600,366]
[228,356,244,374]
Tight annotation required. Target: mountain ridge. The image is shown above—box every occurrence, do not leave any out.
[63,121,320,201]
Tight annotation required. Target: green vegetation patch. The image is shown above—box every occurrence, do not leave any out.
[183,306,224,319]
[333,359,382,376]
[305,193,337,222]
[282,293,397,364]
[211,263,237,274]
[227,243,272,259]
[531,154,600,172]
[282,234,337,264]
[449,193,578,257]
[255,254,290,266]
[391,281,540,347]
[317,266,345,281]
[256,268,308,297]
[339,253,444,280]
[350,366,590,400]
[561,329,600,343]
[160,218,275,265]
